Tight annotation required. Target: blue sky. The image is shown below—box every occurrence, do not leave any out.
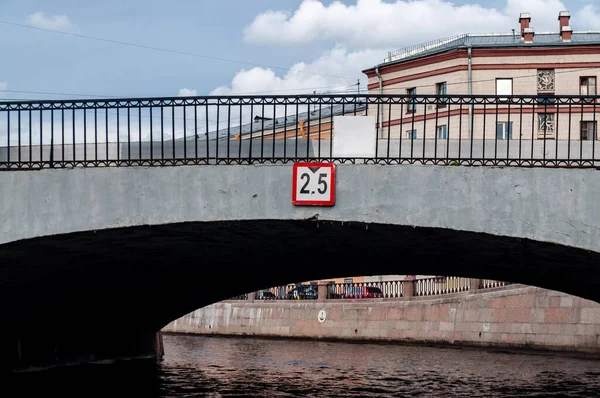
[0,0,597,100]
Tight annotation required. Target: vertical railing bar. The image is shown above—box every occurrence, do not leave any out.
[50,109,54,167]
[150,106,154,160]
[295,102,299,158]
[29,110,32,163]
[18,110,21,164]
[469,98,474,161]
[239,102,243,160]
[531,99,535,161]
[306,100,311,159]
[329,101,333,159]
[422,98,427,161]
[434,97,439,160]
[482,100,487,161]
[318,101,322,160]
[567,100,572,161]
[410,98,415,160]
[544,101,548,162]
[83,107,86,163]
[507,99,511,160]
[160,106,164,160]
[387,99,392,159]
[128,107,131,162]
[117,107,120,162]
[555,100,559,162]
[72,108,76,162]
[105,108,109,161]
[398,100,404,161]
[446,100,451,162]
[249,102,254,160]
[61,108,65,163]
[227,103,232,161]
[260,102,265,160]
[138,107,142,161]
[172,105,176,160]
[375,98,380,159]
[183,105,187,160]
[283,102,288,159]
[194,104,198,160]
[593,99,597,164]
[272,102,277,159]
[216,103,221,162]
[494,98,499,160]
[94,108,98,161]
[205,102,210,161]
[518,99,523,161]
[580,99,584,161]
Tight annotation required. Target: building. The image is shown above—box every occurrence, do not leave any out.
[204,102,367,141]
[363,11,600,142]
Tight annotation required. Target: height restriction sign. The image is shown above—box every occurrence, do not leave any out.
[292,162,336,206]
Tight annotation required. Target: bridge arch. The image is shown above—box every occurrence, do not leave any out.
[1,164,600,370]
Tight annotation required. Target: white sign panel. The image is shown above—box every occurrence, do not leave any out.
[333,115,377,158]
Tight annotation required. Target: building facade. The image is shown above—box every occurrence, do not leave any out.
[363,11,600,143]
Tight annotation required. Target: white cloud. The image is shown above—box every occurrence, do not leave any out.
[244,0,569,49]
[210,47,384,96]
[576,4,600,29]
[177,88,198,97]
[26,12,75,32]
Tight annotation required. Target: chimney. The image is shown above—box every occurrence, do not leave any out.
[559,11,572,42]
[558,11,571,29]
[523,27,535,43]
[519,12,531,37]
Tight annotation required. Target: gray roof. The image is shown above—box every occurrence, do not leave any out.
[378,31,600,68]
[186,102,366,141]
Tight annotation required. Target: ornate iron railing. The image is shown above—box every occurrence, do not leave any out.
[1,94,600,169]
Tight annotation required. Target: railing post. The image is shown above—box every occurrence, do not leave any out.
[469,278,481,292]
[247,292,256,303]
[403,278,414,298]
[318,283,329,301]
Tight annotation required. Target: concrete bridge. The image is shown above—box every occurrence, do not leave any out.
[1,163,600,371]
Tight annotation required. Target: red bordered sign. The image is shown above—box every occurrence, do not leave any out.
[292,162,336,206]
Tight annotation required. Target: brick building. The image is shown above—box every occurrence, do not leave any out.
[363,11,600,142]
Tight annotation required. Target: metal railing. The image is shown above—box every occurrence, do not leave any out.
[328,280,404,299]
[413,276,471,297]
[2,94,599,169]
[479,280,513,289]
[229,277,513,301]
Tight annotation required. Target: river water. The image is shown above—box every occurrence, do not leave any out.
[7,334,600,397]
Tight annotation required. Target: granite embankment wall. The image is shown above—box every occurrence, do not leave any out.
[163,285,600,354]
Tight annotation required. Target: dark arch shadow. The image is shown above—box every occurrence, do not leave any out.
[1,219,598,370]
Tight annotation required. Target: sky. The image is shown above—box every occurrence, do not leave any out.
[0,0,599,101]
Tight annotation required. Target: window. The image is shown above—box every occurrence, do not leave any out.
[537,69,555,92]
[496,78,513,100]
[407,88,416,112]
[496,122,513,140]
[580,77,597,96]
[406,130,417,139]
[581,121,597,140]
[436,125,447,139]
[538,114,555,133]
[436,82,447,108]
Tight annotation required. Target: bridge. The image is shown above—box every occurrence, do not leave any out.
[1,94,600,371]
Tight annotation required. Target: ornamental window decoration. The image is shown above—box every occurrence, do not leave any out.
[537,69,555,92]
[538,114,555,132]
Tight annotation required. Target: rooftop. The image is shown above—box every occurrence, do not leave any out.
[382,31,600,65]
[181,102,367,141]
